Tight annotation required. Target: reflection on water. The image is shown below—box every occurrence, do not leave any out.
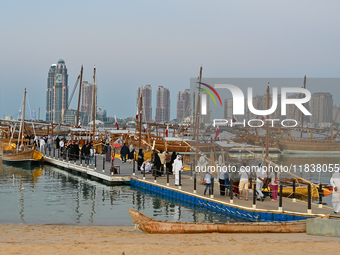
[0,162,247,225]
[1,153,336,225]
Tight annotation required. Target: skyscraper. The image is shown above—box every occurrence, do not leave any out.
[137,85,152,122]
[155,86,170,123]
[310,92,333,123]
[177,89,190,120]
[46,59,68,123]
[81,81,97,124]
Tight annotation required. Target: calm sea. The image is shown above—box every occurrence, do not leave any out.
[0,161,244,225]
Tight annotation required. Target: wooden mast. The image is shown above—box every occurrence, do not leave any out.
[92,66,96,141]
[76,65,83,127]
[139,94,143,149]
[195,66,202,164]
[20,88,27,147]
[265,83,270,168]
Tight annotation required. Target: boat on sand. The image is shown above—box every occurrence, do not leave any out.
[129,209,307,234]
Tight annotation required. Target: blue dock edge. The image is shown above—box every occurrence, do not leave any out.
[130,178,311,222]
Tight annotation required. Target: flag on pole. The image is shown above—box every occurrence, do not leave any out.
[214,126,220,140]
[261,115,266,121]
[166,125,169,137]
[115,115,119,130]
[232,116,237,123]
[136,107,138,120]
[143,124,147,133]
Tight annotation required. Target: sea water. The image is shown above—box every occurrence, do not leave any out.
[0,162,247,225]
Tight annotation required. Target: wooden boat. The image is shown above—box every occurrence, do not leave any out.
[2,147,43,165]
[129,209,307,234]
[1,89,43,165]
[281,179,333,199]
[273,127,340,154]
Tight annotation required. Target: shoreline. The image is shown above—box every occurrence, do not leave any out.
[1,224,339,255]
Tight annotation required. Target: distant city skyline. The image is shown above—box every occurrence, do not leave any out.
[1,1,340,121]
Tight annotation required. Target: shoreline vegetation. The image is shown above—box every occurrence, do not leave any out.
[0,224,339,254]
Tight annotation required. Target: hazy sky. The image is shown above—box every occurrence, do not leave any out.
[1,0,340,121]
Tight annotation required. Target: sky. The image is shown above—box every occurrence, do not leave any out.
[1,0,340,121]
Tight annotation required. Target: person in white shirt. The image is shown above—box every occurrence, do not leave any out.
[330,169,340,214]
[256,163,267,201]
[141,159,152,173]
[239,162,249,200]
[173,155,183,186]
[39,137,45,152]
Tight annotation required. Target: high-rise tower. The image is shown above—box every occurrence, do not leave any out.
[136,85,152,122]
[155,86,170,123]
[177,89,190,120]
[81,81,97,125]
[46,59,68,123]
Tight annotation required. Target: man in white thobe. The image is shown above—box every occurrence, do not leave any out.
[173,155,183,186]
[330,170,340,213]
[256,163,267,201]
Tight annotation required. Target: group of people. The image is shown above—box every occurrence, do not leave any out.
[35,135,96,165]
[120,143,135,163]
[136,149,183,185]
[203,162,280,201]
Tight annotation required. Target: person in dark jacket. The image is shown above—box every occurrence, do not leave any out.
[128,144,135,162]
[83,143,90,164]
[120,143,129,163]
[69,141,75,160]
[55,136,60,149]
[153,151,162,177]
[165,151,172,174]
[74,141,80,160]
[137,149,144,170]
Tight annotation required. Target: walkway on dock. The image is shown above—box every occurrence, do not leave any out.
[41,149,337,218]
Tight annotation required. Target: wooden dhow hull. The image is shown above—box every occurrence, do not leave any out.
[275,137,340,154]
[129,209,306,234]
[1,148,43,165]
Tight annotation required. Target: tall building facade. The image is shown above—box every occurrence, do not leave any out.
[46,59,68,123]
[286,93,310,125]
[136,85,152,122]
[155,86,170,123]
[177,89,190,120]
[310,93,333,123]
[81,81,97,124]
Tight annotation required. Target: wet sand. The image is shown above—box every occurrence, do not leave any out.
[0,224,339,255]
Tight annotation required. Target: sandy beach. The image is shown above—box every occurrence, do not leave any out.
[0,224,339,255]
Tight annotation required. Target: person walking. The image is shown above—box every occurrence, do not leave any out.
[239,162,249,200]
[120,143,129,163]
[173,155,183,186]
[256,163,267,201]
[330,169,340,214]
[204,170,212,196]
[269,170,280,201]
